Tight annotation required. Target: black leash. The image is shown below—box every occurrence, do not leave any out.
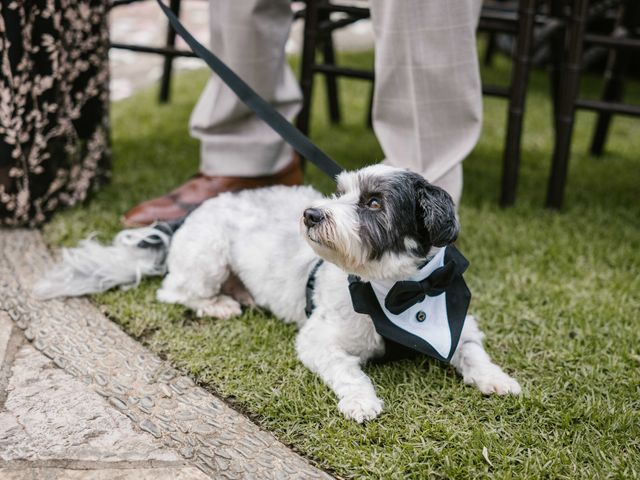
[155,0,344,181]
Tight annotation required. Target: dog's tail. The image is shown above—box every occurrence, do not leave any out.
[34,219,184,299]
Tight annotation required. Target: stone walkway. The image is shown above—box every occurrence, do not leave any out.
[0,229,331,479]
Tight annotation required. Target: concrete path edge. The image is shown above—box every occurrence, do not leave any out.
[0,229,331,480]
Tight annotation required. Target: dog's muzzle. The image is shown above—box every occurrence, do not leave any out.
[303,208,325,228]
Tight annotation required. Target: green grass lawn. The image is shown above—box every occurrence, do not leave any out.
[42,50,640,478]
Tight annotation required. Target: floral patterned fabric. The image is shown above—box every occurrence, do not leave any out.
[0,0,111,227]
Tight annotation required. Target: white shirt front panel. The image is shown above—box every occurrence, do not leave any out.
[369,247,452,358]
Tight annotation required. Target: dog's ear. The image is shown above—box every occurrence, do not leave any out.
[414,176,459,247]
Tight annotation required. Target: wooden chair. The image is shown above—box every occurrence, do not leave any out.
[109,0,196,103]
[588,0,640,155]
[296,0,371,135]
[546,0,638,208]
[296,0,548,206]
[109,0,351,108]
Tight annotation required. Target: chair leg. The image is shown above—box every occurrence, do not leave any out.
[545,0,589,209]
[484,31,498,66]
[366,83,374,129]
[590,0,638,156]
[319,8,341,124]
[296,0,320,136]
[548,0,566,131]
[589,40,628,156]
[159,0,181,103]
[499,0,537,207]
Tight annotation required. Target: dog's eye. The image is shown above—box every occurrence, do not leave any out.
[366,197,382,210]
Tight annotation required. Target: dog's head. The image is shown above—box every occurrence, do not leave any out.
[301,165,459,280]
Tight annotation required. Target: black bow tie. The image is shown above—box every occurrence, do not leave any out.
[384,253,469,315]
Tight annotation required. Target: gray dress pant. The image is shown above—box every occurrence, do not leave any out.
[189,0,482,204]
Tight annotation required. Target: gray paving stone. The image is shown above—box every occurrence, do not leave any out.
[0,343,182,463]
[0,312,23,408]
[0,466,209,480]
[0,229,331,479]
[0,313,12,365]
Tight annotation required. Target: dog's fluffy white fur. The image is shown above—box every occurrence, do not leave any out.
[37,165,520,422]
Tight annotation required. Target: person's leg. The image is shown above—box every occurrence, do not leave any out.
[124,0,302,226]
[369,0,483,206]
[191,0,302,177]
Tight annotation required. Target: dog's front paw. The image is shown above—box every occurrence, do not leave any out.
[464,364,522,396]
[338,394,383,423]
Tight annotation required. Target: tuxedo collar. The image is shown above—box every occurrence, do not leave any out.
[348,245,471,363]
[304,246,471,363]
[369,247,448,307]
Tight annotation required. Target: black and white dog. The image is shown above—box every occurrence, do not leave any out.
[36,165,520,422]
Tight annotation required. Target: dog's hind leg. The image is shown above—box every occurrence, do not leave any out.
[450,316,521,395]
[157,263,242,320]
[155,222,242,320]
[182,295,242,319]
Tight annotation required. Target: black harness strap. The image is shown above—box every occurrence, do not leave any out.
[155,0,344,181]
[305,259,324,318]
[137,217,186,249]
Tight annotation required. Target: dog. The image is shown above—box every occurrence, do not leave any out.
[36,165,521,422]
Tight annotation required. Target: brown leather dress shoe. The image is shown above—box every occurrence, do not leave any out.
[122,156,303,227]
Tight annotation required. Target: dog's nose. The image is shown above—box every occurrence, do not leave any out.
[303,208,325,227]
